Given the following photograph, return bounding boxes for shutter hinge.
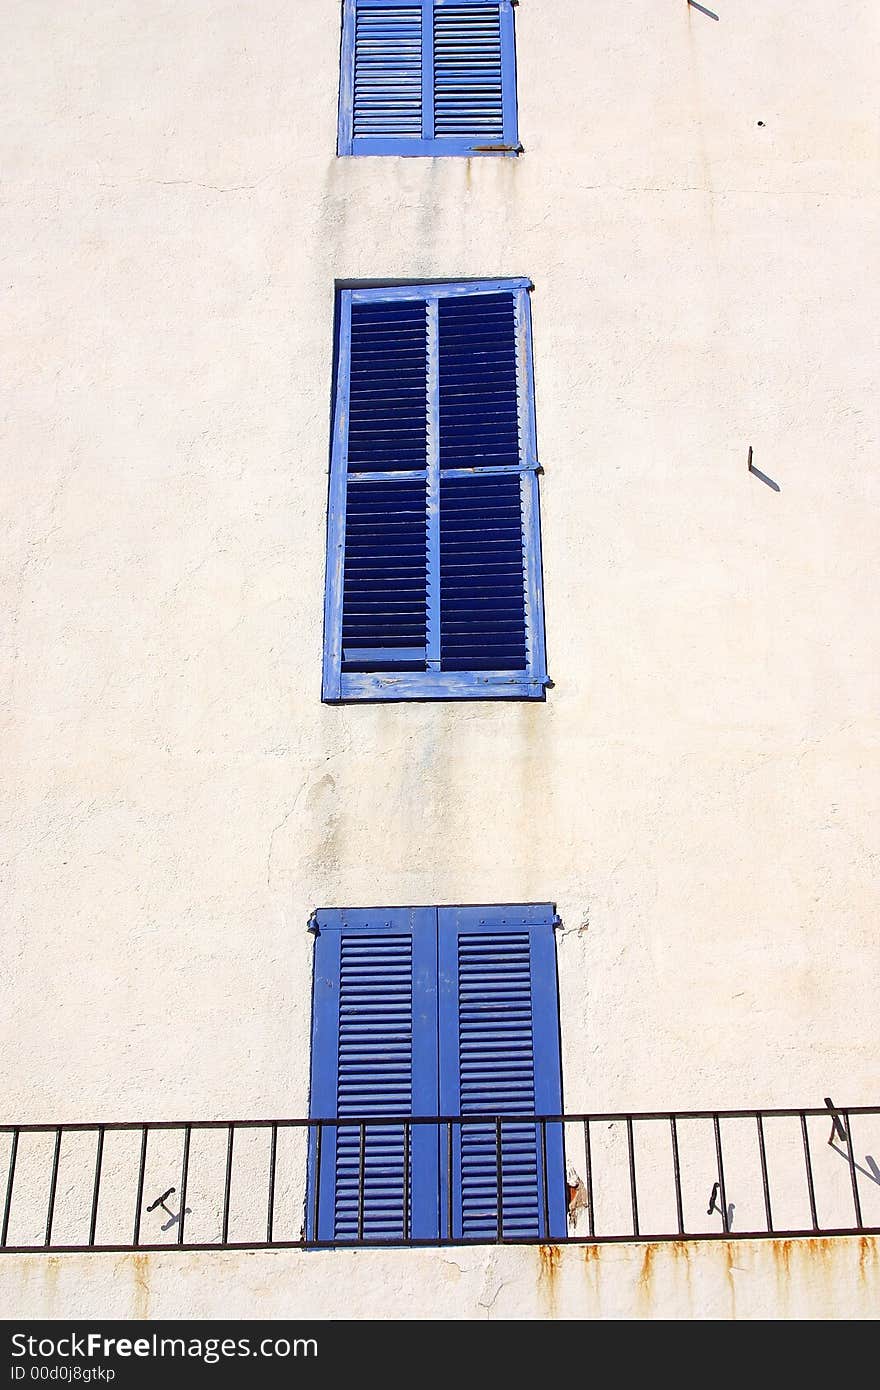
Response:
[471,143,523,154]
[307,911,320,936]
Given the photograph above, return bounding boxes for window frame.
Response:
[338,0,521,158]
[322,278,549,703]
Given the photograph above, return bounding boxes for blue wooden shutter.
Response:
[339,1,519,156]
[324,281,548,702]
[307,908,439,1241]
[438,904,566,1241]
[350,3,424,143]
[437,287,531,674]
[433,4,504,143]
[335,295,430,679]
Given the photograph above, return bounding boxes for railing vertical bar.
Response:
[713,1115,729,1234]
[756,1113,773,1232]
[670,1116,684,1235]
[357,1123,366,1243]
[312,1122,323,1244]
[583,1119,594,1237]
[446,1121,453,1240]
[133,1126,148,1246]
[266,1123,278,1245]
[540,1120,550,1238]
[221,1125,234,1245]
[626,1117,639,1237]
[799,1112,819,1231]
[44,1128,62,1248]
[177,1126,191,1245]
[1,1129,19,1248]
[496,1118,504,1242]
[402,1121,410,1243]
[88,1127,105,1247]
[842,1111,863,1230]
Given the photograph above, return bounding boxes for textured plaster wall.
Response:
[1,1238,878,1321]
[1,0,878,1315]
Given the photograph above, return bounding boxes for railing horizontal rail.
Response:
[3,1227,878,1256]
[0,1106,876,1253]
[3,1106,879,1133]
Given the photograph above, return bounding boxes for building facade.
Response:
[1,0,878,1318]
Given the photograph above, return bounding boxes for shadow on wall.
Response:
[748,447,781,491]
[829,1144,880,1187]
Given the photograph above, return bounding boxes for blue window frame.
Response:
[322,280,549,702]
[306,903,566,1243]
[338,0,520,157]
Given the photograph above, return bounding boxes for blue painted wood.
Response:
[339,1,519,157]
[323,279,550,703]
[343,646,426,664]
[338,300,429,678]
[425,298,441,668]
[433,2,504,143]
[515,286,549,685]
[321,291,353,701]
[350,278,531,303]
[337,2,357,155]
[498,0,519,148]
[348,465,537,482]
[438,905,566,1242]
[348,468,429,483]
[337,671,546,699]
[306,908,439,1241]
[420,1,435,147]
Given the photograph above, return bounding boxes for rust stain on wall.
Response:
[634,1242,661,1317]
[126,1253,151,1320]
[774,1238,793,1277]
[41,1255,59,1310]
[773,1236,839,1272]
[858,1236,878,1282]
[638,1242,657,1290]
[722,1242,738,1318]
[537,1244,561,1316]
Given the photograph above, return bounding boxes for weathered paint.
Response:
[1,0,878,1317]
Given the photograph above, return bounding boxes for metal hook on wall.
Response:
[824,1097,847,1147]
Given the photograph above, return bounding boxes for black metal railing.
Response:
[0,1105,877,1252]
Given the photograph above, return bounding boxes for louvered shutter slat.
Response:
[458,931,538,1238]
[433,6,504,139]
[352,7,423,138]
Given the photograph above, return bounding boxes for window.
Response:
[338,0,520,157]
[307,904,566,1242]
[322,280,549,702]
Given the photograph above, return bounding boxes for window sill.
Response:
[323,672,549,702]
[338,140,523,158]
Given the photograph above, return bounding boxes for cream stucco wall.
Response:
[1,0,878,1316]
[2,1238,878,1321]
